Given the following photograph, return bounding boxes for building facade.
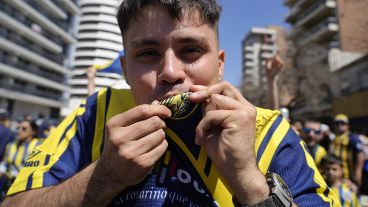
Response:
[241,26,287,107]
[285,0,368,62]
[64,0,128,116]
[0,0,79,119]
[284,0,368,120]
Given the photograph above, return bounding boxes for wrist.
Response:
[84,159,126,205]
[231,168,269,205]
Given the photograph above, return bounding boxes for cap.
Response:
[334,114,349,123]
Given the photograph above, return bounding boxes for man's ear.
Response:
[120,56,129,85]
[218,50,225,81]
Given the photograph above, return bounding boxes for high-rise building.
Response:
[64,0,128,116]
[285,0,368,67]
[0,0,79,119]
[284,0,368,120]
[241,26,287,107]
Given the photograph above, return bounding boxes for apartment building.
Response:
[285,0,368,66]
[241,26,287,107]
[0,0,79,119]
[285,0,368,121]
[64,0,128,116]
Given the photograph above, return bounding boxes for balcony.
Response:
[4,0,76,44]
[285,0,315,23]
[0,37,71,75]
[294,0,337,28]
[0,86,64,108]
[0,63,68,92]
[58,0,80,15]
[34,0,67,19]
[0,11,62,53]
[299,17,338,46]
[284,0,299,7]
[79,14,117,25]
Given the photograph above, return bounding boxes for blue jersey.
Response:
[8,88,339,206]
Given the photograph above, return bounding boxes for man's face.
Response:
[334,120,349,134]
[301,121,322,145]
[17,121,34,141]
[121,5,224,104]
[323,163,342,185]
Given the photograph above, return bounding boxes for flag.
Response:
[93,50,124,75]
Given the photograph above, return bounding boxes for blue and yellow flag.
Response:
[93,50,124,75]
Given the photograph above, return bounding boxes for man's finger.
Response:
[190,81,244,103]
[195,110,231,145]
[137,139,168,167]
[111,116,166,144]
[108,104,171,128]
[204,94,245,113]
[129,129,166,155]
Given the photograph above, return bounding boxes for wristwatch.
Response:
[233,172,293,207]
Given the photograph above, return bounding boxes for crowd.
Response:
[295,114,367,207]
[266,57,368,207]
[0,110,57,199]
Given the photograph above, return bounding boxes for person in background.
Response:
[330,114,365,188]
[291,119,303,135]
[0,109,14,162]
[359,134,368,206]
[301,119,327,168]
[35,113,49,138]
[0,120,41,200]
[323,155,361,207]
[320,123,335,151]
[22,114,32,122]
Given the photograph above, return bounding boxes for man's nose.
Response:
[158,50,186,84]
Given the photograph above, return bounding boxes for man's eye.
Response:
[180,47,203,62]
[137,50,160,57]
[181,47,203,54]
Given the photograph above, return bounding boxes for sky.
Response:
[218,0,289,87]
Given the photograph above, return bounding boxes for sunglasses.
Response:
[19,126,30,132]
[302,127,321,135]
[334,121,347,126]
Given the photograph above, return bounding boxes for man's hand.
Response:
[265,55,284,80]
[97,104,171,190]
[189,82,269,205]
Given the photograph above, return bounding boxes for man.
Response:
[3,1,338,206]
[300,120,327,168]
[330,114,365,188]
[0,109,14,162]
[0,120,41,200]
[323,155,361,207]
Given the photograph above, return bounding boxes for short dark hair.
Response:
[323,154,342,167]
[116,0,222,36]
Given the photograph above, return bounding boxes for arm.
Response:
[3,103,171,206]
[87,66,96,96]
[2,160,123,207]
[265,55,284,110]
[190,82,298,206]
[354,151,365,186]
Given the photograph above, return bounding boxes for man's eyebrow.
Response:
[177,36,208,45]
[131,38,161,48]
